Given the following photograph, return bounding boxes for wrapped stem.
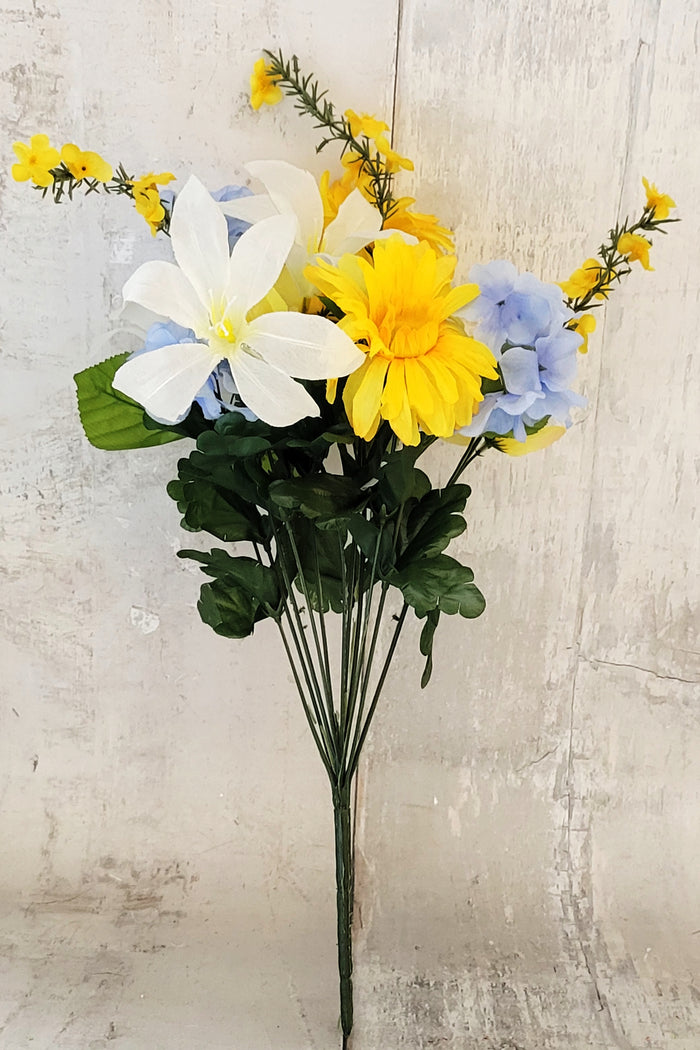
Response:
[333,783,354,1046]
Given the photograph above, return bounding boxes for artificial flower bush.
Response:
[13,49,676,1047]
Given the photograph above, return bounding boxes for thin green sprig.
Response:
[35,161,172,235]
[262,48,398,220]
[565,205,678,314]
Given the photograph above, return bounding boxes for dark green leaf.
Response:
[197,579,259,638]
[74,354,184,450]
[376,448,431,509]
[400,485,470,563]
[419,608,441,688]
[269,475,365,522]
[389,555,486,619]
[179,549,280,609]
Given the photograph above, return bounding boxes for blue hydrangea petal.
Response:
[210,185,253,250]
[500,346,542,395]
[500,292,551,345]
[457,393,501,437]
[468,259,518,302]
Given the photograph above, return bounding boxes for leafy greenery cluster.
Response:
[74,358,486,779]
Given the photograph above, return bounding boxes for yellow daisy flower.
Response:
[11,133,60,187]
[60,143,113,182]
[306,236,497,445]
[383,196,454,255]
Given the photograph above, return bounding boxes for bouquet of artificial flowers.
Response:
[13,49,676,1047]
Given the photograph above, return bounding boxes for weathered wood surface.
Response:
[0,1,697,1048]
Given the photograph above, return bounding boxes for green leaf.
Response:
[74,354,185,450]
[197,579,260,639]
[400,485,470,564]
[175,478,263,543]
[376,448,431,509]
[419,608,440,688]
[389,555,485,619]
[179,550,280,609]
[269,475,365,522]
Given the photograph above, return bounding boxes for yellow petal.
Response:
[497,426,566,456]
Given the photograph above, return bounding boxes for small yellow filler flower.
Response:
[306,236,497,446]
[130,171,175,236]
[60,143,113,182]
[569,313,596,354]
[642,177,675,220]
[250,57,283,111]
[344,109,389,140]
[374,134,414,173]
[617,231,653,271]
[559,258,611,300]
[11,133,60,187]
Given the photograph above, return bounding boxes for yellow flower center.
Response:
[376,303,440,359]
[207,299,238,347]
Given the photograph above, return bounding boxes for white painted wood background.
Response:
[1,1,698,1048]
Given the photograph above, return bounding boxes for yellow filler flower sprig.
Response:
[11,134,175,237]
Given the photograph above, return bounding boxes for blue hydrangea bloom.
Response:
[458,261,585,442]
[210,185,253,250]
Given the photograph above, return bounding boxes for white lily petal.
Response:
[113,342,222,425]
[247,312,365,379]
[226,213,297,315]
[372,228,419,246]
[321,189,383,256]
[219,193,278,224]
[230,351,320,427]
[170,175,231,308]
[122,260,209,334]
[246,160,324,253]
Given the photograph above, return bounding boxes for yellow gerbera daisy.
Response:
[383,196,454,255]
[306,236,498,446]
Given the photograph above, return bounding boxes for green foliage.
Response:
[269,475,365,524]
[179,548,281,638]
[389,555,485,619]
[74,354,186,450]
[419,609,440,689]
[398,485,470,564]
[166,409,486,671]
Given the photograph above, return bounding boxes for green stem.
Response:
[445,437,484,487]
[284,518,339,746]
[347,603,408,778]
[333,782,354,1045]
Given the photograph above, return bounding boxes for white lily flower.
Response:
[112,175,365,427]
[219,160,414,306]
